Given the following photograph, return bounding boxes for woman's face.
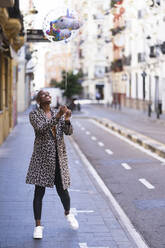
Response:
[37,90,52,105]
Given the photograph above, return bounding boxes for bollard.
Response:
[148,103,152,117]
[156,107,160,119]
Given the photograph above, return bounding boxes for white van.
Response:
[41,87,63,108]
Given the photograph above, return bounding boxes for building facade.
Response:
[0,0,24,145]
[71,0,113,103]
[117,0,165,114]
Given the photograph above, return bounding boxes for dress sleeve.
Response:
[62,119,73,135]
[29,110,60,134]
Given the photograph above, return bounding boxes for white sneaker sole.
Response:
[33,234,43,239]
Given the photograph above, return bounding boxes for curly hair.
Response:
[35,90,44,103]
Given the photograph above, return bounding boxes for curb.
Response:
[92,117,165,159]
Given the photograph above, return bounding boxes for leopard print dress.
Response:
[26,107,73,189]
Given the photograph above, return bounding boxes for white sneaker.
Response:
[33,226,44,239]
[65,213,79,230]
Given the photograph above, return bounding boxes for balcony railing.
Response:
[123,55,132,66]
[149,46,159,58]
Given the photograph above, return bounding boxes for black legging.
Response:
[33,154,70,220]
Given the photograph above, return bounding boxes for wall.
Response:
[0,52,13,145]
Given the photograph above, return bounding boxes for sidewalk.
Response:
[0,110,141,248]
[76,104,165,159]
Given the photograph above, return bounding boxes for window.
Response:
[4,58,8,108]
[138,10,142,19]
[0,54,2,111]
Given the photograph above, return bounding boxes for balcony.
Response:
[110,26,125,36]
[111,0,123,8]
[110,59,123,72]
[0,5,24,52]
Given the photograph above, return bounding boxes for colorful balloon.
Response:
[51,16,82,31]
[46,28,71,41]
[43,8,82,43]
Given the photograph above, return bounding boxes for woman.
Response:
[26,90,79,239]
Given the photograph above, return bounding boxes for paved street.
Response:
[81,104,165,145]
[72,105,165,248]
[0,109,139,248]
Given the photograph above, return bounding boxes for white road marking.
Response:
[105,149,113,155]
[121,163,132,170]
[69,189,94,194]
[91,136,97,141]
[139,178,155,189]
[71,208,94,216]
[75,160,79,164]
[79,244,88,248]
[79,244,109,248]
[98,142,104,147]
[81,127,85,131]
[70,137,149,248]
[69,189,81,192]
[86,131,91,135]
[90,119,165,164]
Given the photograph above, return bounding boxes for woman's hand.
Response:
[65,109,72,121]
[56,105,68,119]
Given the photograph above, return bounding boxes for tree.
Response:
[53,70,83,101]
[50,78,59,88]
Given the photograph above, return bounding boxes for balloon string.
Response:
[65,42,68,90]
[65,70,67,90]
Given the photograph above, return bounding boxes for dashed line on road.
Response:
[90,119,165,164]
[71,208,94,216]
[69,189,94,194]
[79,243,109,248]
[98,142,104,147]
[105,149,113,155]
[121,163,132,170]
[81,127,85,131]
[91,136,97,141]
[139,178,155,189]
[86,131,91,135]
